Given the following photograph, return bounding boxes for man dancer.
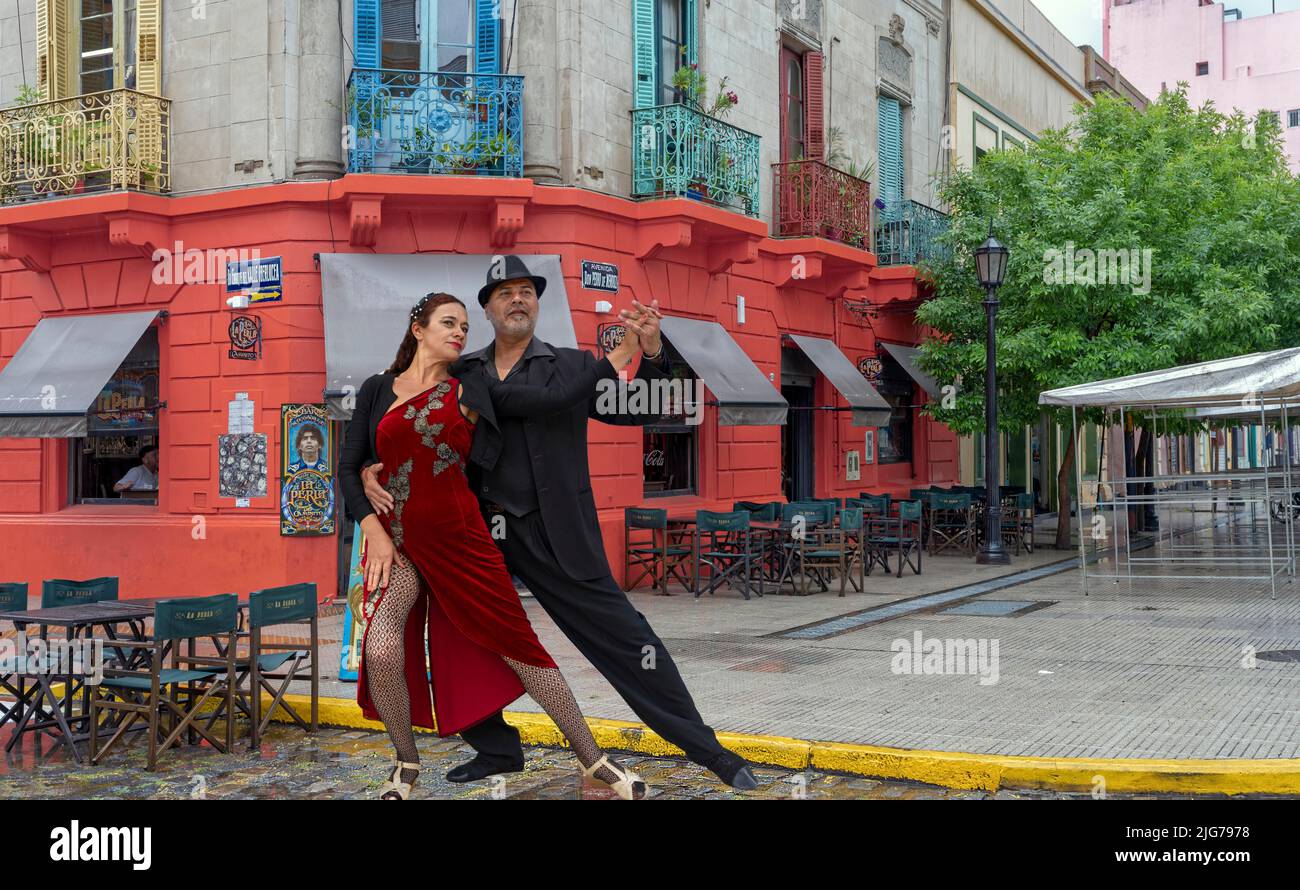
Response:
[362,255,757,789]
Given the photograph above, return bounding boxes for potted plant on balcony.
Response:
[669,65,740,204]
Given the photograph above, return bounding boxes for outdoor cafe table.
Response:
[0,598,252,763]
[665,516,809,593]
[0,600,155,762]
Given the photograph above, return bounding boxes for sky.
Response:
[1031,0,1300,48]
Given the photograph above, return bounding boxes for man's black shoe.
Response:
[698,751,759,790]
[445,754,525,783]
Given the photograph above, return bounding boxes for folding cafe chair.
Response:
[0,582,30,732]
[89,593,239,771]
[872,500,924,577]
[927,492,976,556]
[201,583,320,750]
[624,508,694,594]
[693,510,761,600]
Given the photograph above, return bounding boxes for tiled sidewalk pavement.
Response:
[0,722,1118,799]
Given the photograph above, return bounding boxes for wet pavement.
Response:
[0,722,1106,800]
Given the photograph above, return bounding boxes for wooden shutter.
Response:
[135,0,162,93]
[475,0,500,73]
[877,95,904,206]
[684,0,698,66]
[803,51,824,161]
[36,0,73,99]
[354,0,381,69]
[632,0,656,109]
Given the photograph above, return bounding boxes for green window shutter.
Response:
[684,0,698,66]
[633,0,656,109]
[877,95,904,208]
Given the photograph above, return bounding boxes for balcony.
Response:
[631,103,761,217]
[772,159,871,247]
[347,68,523,177]
[873,198,951,267]
[0,89,170,204]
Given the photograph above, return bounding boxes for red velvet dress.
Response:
[356,378,557,736]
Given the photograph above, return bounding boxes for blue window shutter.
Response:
[633,0,656,109]
[475,0,500,74]
[877,96,904,208]
[355,0,380,69]
[684,0,698,66]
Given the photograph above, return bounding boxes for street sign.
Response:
[581,260,619,293]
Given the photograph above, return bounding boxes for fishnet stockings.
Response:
[366,557,640,794]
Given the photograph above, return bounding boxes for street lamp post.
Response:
[975,225,1010,566]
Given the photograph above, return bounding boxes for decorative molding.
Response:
[775,253,824,288]
[106,213,171,258]
[0,227,51,273]
[825,268,872,299]
[491,197,527,247]
[348,194,384,247]
[635,220,694,260]
[706,236,760,274]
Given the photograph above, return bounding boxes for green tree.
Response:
[915,86,1300,548]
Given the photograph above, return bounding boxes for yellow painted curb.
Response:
[250,693,1300,796]
[30,686,1299,795]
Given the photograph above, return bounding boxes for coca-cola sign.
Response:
[644,449,666,467]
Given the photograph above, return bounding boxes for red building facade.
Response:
[0,175,955,598]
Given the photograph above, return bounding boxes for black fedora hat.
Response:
[477,255,548,306]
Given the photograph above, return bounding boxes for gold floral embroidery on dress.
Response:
[408,400,445,450]
[367,458,414,618]
[432,441,465,477]
[429,380,452,411]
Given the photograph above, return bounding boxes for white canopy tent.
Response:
[1039,347,1300,597]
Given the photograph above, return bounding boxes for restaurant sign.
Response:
[228,314,262,360]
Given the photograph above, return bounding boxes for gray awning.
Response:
[659,316,787,426]
[788,334,892,427]
[880,342,941,399]
[320,253,578,419]
[0,310,159,437]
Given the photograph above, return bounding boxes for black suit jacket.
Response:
[338,359,619,526]
[453,338,671,580]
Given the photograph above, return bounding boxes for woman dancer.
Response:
[339,292,649,800]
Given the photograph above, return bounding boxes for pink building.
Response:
[1104,0,1300,172]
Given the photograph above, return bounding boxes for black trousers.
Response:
[460,508,727,764]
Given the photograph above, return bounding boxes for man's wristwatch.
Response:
[642,341,665,361]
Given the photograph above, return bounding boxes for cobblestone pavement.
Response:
[0,723,1135,800]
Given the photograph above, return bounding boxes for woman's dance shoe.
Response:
[378,760,421,800]
[582,754,648,800]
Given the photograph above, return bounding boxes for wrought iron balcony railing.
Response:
[0,89,170,204]
[772,159,871,247]
[347,68,523,177]
[631,103,761,217]
[873,198,951,267]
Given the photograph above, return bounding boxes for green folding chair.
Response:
[205,583,319,750]
[41,577,118,608]
[90,593,239,771]
[0,583,30,732]
[625,508,694,594]
[694,510,760,600]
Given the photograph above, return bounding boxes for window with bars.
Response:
[1289,109,1300,129]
